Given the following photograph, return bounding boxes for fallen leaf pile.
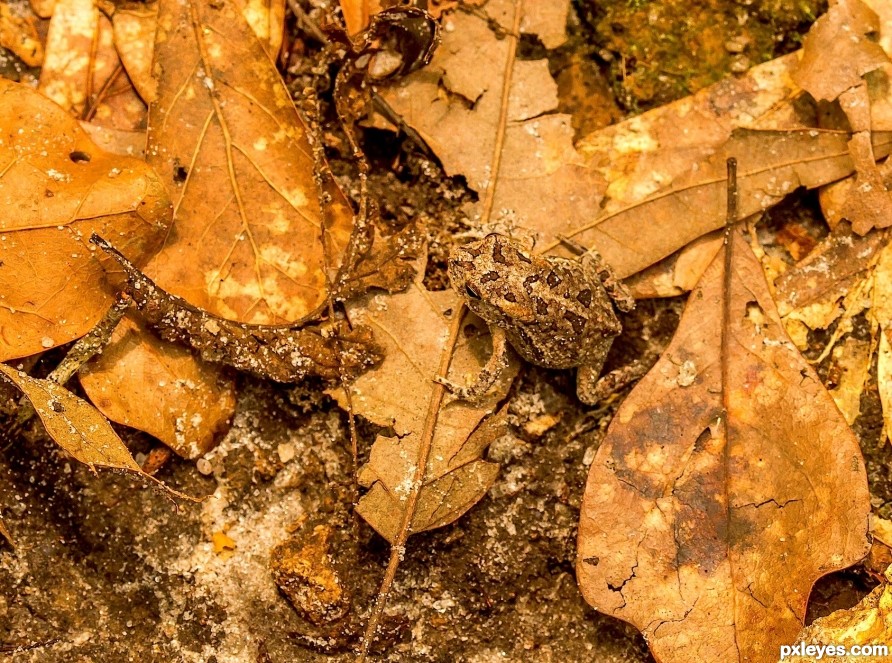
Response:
[1,0,892,660]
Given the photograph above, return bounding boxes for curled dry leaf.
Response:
[0,364,193,502]
[0,0,44,66]
[39,0,147,131]
[0,79,169,361]
[778,565,892,663]
[78,315,236,459]
[576,228,871,663]
[91,234,383,383]
[331,270,518,543]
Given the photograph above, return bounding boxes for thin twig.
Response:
[356,306,466,662]
[479,0,523,226]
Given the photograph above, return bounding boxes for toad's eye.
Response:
[465,284,481,300]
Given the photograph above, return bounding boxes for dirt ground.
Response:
[2,0,887,661]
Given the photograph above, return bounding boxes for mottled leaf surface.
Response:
[577,229,871,663]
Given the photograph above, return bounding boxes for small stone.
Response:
[196,457,213,475]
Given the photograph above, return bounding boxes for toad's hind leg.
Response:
[576,336,649,405]
[435,326,511,400]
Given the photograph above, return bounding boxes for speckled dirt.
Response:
[2,0,888,662]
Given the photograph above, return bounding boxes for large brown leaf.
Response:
[0,79,169,361]
[144,0,353,323]
[576,228,871,663]
[80,0,350,451]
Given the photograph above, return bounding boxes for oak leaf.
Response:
[577,228,871,663]
[0,79,169,361]
[332,271,517,542]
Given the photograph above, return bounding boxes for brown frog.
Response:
[440,234,639,405]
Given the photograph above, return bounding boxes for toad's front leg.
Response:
[435,325,510,400]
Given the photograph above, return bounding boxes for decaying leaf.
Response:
[0,0,44,67]
[779,565,892,662]
[78,316,236,459]
[39,0,147,131]
[373,0,603,249]
[577,228,870,663]
[792,0,888,103]
[332,270,517,542]
[0,79,169,361]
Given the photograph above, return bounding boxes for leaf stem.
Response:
[479,0,524,226]
[356,305,467,661]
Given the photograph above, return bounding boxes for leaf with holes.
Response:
[0,79,169,362]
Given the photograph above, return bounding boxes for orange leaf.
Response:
[0,79,169,361]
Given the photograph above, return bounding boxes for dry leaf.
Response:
[108,1,159,103]
[39,0,147,131]
[145,0,353,324]
[373,0,604,240]
[108,0,285,106]
[792,0,888,103]
[332,271,517,543]
[778,565,892,662]
[0,1,44,66]
[78,316,236,459]
[78,0,356,450]
[29,0,56,18]
[562,129,892,280]
[828,336,872,425]
[577,228,871,663]
[0,79,169,361]
[0,365,198,504]
[0,363,142,472]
